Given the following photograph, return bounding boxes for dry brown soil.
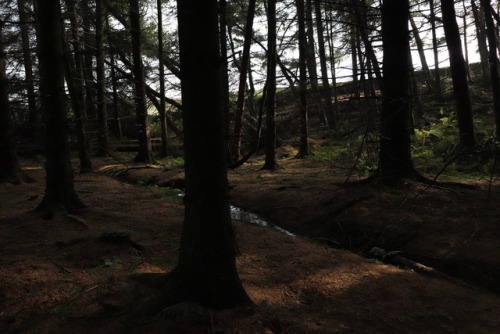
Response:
[1,157,500,333]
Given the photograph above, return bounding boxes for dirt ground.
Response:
[1,157,500,333]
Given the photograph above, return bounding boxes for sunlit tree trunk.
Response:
[441,0,476,147]
[129,0,152,162]
[262,0,278,170]
[35,0,85,216]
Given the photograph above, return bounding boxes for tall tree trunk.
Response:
[410,16,434,91]
[296,0,309,158]
[305,0,319,92]
[326,11,338,107]
[35,0,85,216]
[429,0,442,97]
[147,0,252,310]
[481,0,500,137]
[157,0,168,157]
[354,0,383,91]
[441,0,476,147]
[66,0,92,157]
[378,0,419,183]
[231,0,256,162]
[62,3,92,173]
[129,0,152,162]
[95,0,109,156]
[314,0,335,128]
[471,0,491,83]
[461,0,472,83]
[0,22,29,184]
[218,0,231,162]
[350,28,360,99]
[16,0,39,126]
[262,0,278,170]
[81,2,97,121]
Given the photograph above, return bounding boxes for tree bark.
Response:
[95,0,109,156]
[157,0,168,157]
[429,0,442,98]
[314,0,335,129]
[481,0,500,137]
[81,2,98,121]
[35,0,85,216]
[262,0,278,170]
[305,0,318,92]
[0,22,29,184]
[129,0,152,162]
[441,0,476,147]
[296,0,309,158]
[231,0,256,162]
[62,1,92,173]
[148,0,252,310]
[471,0,491,83]
[16,0,39,126]
[378,0,419,183]
[410,16,434,91]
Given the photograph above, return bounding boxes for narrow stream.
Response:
[230,205,296,237]
[174,188,295,236]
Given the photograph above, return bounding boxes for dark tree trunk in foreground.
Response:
[296,0,309,158]
[481,0,500,137]
[378,0,419,183]
[0,22,29,184]
[129,0,152,162]
[441,0,476,147]
[147,0,252,310]
[35,0,84,216]
[262,0,278,170]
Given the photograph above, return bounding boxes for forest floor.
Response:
[1,155,500,333]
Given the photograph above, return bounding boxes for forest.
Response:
[1,0,500,332]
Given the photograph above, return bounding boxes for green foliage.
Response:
[307,136,378,174]
[156,156,185,169]
[148,185,184,204]
[412,109,459,173]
